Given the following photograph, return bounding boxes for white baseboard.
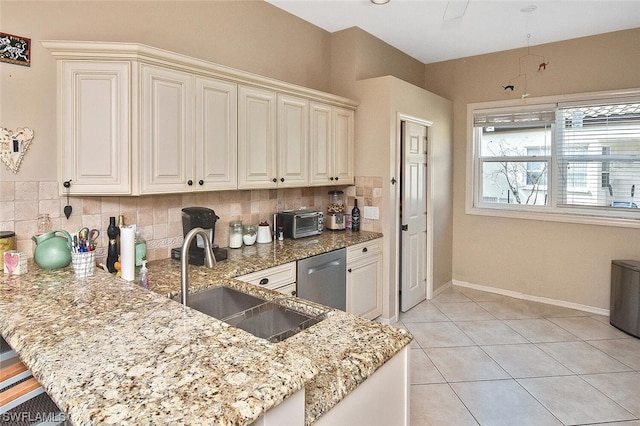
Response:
[431,281,452,298]
[452,279,610,317]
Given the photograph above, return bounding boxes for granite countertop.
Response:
[0,231,413,425]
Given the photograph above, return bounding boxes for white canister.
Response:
[229,221,243,248]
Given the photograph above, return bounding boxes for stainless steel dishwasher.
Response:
[297,248,346,310]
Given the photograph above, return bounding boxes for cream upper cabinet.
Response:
[140,67,237,194]
[277,94,309,187]
[195,77,238,190]
[237,87,309,189]
[59,60,131,195]
[140,65,194,193]
[346,239,383,320]
[309,102,354,186]
[46,41,356,195]
[237,85,277,189]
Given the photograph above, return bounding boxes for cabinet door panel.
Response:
[333,107,355,184]
[277,95,308,187]
[60,61,130,194]
[141,65,193,193]
[309,102,332,186]
[347,256,383,320]
[196,77,237,190]
[238,86,277,189]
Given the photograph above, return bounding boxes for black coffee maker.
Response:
[171,207,227,265]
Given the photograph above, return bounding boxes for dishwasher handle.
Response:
[306,260,342,275]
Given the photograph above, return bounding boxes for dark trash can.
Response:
[610,260,640,338]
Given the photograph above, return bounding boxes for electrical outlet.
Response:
[363,206,379,220]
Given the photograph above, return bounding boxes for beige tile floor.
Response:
[398,286,640,426]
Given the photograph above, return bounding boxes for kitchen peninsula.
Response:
[0,231,412,425]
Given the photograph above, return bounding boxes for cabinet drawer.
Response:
[236,262,296,291]
[347,239,382,263]
[274,283,297,297]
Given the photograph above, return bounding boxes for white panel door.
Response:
[141,65,193,193]
[332,107,354,185]
[237,85,277,189]
[195,77,237,190]
[60,61,130,195]
[401,121,428,312]
[277,94,308,187]
[309,101,333,186]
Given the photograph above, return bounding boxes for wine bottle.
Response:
[351,199,360,232]
[106,216,119,273]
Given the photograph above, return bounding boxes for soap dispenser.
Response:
[139,260,149,289]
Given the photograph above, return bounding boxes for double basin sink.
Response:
[176,286,326,343]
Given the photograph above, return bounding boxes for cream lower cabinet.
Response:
[58,60,131,195]
[309,102,354,186]
[346,239,383,320]
[236,262,297,296]
[238,86,308,189]
[141,64,237,194]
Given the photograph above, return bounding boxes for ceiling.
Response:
[265,0,640,64]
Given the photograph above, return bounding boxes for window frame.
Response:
[466,87,640,228]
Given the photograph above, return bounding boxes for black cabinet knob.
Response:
[291,290,297,296]
[187,180,193,186]
[272,178,277,183]
[280,177,285,182]
[329,177,334,181]
[259,278,269,285]
[335,177,339,181]
[348,268,352,273]
[198,180,204,186]
[362,247,368,253]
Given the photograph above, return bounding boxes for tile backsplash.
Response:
[1,178,382,263]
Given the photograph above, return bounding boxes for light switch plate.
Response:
[363,206,379,219]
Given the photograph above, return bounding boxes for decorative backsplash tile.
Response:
[0,178,383,262]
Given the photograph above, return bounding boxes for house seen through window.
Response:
[470,91,640,224]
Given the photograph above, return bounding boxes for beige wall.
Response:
[355,76,453,319]
[424,28,640,310]
[0,1,436,278]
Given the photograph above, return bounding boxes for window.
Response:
[468,89,640,226]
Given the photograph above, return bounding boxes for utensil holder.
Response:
[72,252,95,278]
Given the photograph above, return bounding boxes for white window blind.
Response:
[474,107,555,206]
[556,101,640,211]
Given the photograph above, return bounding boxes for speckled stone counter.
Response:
[0,231,413,425]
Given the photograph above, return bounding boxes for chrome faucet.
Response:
[180,227,216,306]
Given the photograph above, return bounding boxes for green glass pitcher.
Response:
[32,230,72,269]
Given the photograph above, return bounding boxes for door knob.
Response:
[401,224,408,231]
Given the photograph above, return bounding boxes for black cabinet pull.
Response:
[291,290,297,296]
[362,247,368,253]
[198,180,204,186]
[335,177,339,181]
[187,180,193,186]
[329,177,334,181]
[348,268,352,273]
[280,177,285,182]
[259,278,269,285]
[272,178,277,183]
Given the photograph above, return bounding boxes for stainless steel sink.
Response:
[224,302,325,343]
[174,286,326,342]
[183,286,266,319]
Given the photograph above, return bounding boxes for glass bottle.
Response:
[229,221,243,248]
[351,199,361,232]
[107,216,119,273]
[37,214,52,235]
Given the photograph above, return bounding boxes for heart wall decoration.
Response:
[0,127,34,173]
